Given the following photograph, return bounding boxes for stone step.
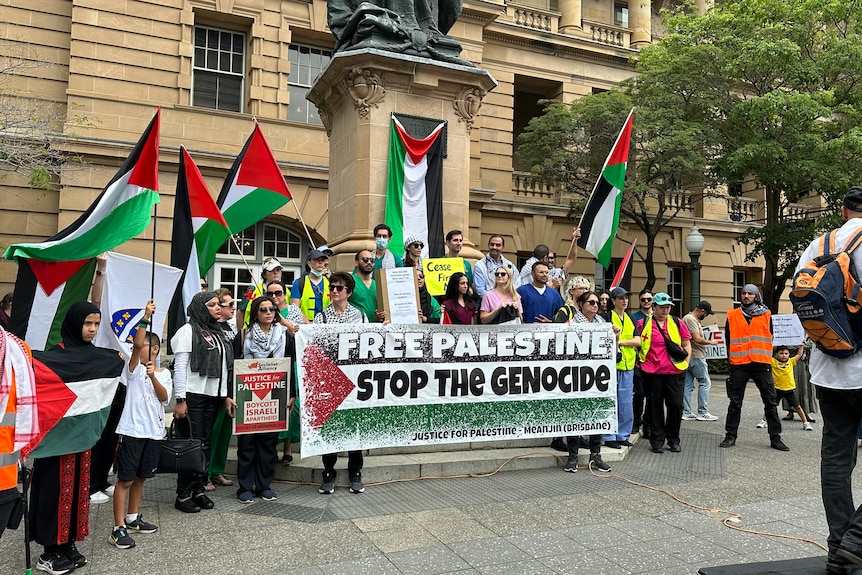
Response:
[222,436,640,484]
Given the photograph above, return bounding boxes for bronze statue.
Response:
[327,0,472,66]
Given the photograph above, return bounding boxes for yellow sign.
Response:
[423,258,467,296]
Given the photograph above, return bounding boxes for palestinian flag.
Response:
[8,259,96,352]
[610,238,637,292]
[216,123,291,234]
[385,114,445,260]
[577,109,633,268]
[169,147,230,343]
[4,110,161,350]
[26,347,123,459]
[3,110,160,262]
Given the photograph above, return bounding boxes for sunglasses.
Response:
[418,275,425,279]
[330,285,347,293]
[266,290,284,297]
[200,283,208,288]
[411,243,424,249]
[219,301,236,308]
[494,271,508,277]
[641,298,653,302]
[258,307,276,313]
[361,257,374,263]
[584,300,599,305]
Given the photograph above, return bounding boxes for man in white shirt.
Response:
[796,186,862,574]
[473,234,519,297]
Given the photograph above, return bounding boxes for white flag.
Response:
[95,252,183,356]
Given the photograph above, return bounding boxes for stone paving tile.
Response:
[505,531,585,559]
[475,559,559,575]
[447,537,531,567]
[407,508,497,543]
[319,555,403,575]
[539,550,633,574]
[387,545,472,575]
[596,541,689,573]
[652,534,745,565]
[560,523,632,549]
[365,524,440,553]
[610,517,689,542]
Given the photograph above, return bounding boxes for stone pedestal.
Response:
[307,49,496,269]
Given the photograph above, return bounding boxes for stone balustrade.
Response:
[512,171,558,200]
[582,20,631,48]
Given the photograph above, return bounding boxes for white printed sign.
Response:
[772,314,805,346]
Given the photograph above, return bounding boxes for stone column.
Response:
[558,0,582,34]
[629,0,652,48]
[307,50,497,270]
[694,0,712,15]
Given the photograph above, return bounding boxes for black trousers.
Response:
[236,432,278,494]
[321,451,364,477]
[89,385,126,494]
[176,393,222,498]
[642,371,684,448]
[818,386,862,556]
[724,363,781,441]
[566,434,601,456]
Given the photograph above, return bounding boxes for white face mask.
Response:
[375,237,389,250]
[310,268,324,277]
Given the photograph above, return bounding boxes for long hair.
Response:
[493,266,519,302]
[444,272,469,301]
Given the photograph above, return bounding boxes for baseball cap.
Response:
[844,186,862,211]
[653,292,674,306]
[262,258,283,271]
[696,300,713,315]
[609,287,630,298]
[317,245,334,257]
[306,249,328,260]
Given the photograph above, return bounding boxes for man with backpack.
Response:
[719,285,787,451]
[796,186,862,574]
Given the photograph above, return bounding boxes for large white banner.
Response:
[295,323,617,458]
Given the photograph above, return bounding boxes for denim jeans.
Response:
[817,386,862,555]
[683,357,711,415]
[604,369,634,441]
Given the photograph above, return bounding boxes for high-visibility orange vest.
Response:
[727,308,772,365]
[0,374,19,491]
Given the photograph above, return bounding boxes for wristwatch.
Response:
[175,398,186,404]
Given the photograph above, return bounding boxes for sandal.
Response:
[204,480,216,492]
[782,413,795,421]
[211,474,233,487]
[281,454,293,466]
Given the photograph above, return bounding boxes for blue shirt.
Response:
[517,283,564,324]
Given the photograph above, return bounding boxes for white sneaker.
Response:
[681,413,697,421]
[803,422,813,431]
[103,484,115,497]
[90,490,109,504]
[755,419,767,429]
[696,413,719,421]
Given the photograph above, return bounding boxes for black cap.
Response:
[609,287,629,298]
[696,300,713,315]
[844,186,862,211]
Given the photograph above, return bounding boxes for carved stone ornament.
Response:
[453,86,485,132]
[343,68,386,118]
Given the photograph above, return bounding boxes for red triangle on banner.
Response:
[28,258,93,296]
[302,342,356,430]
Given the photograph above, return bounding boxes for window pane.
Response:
[219,75,243,112]
[207,29,218,49]
[287,85,309,122]
[195,27,206,46]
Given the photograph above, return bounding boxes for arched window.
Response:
[210,221,306,298]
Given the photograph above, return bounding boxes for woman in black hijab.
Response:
[29,301,124,573]
[170,291,235,513]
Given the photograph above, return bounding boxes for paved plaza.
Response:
[0,383,853,575]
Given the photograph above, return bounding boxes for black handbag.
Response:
[489,303,520,324]
[654,318,689,362]
[156,416,207,475]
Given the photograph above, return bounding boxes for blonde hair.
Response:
[563,275,591,305]
[493,266,519,303]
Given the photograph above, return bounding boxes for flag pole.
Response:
[230,235,259,283]
[149,202,157,346]
[290,200,317,247]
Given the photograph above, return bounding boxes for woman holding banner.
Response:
[442,272,479,324]
[553,290,613,473]
[236,296,286,503]
[313,272,368,495]
[479,266,523,325]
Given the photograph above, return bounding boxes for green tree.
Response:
[520,0,862,309]
[517,88,714,291]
